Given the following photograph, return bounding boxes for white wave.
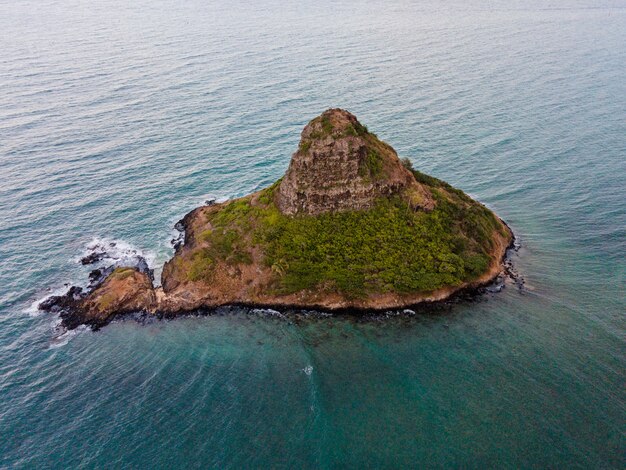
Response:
[29,236,156,320]
[78,236,157,269]
[25,285,72,317]
[48,323,90,349]
[251,308,284,317]
[302,365,313,376]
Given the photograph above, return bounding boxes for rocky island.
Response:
[42,109,514,329]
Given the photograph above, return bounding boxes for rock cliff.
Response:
[276,109,433,215]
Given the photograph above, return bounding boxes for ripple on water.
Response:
[0,1,624,468]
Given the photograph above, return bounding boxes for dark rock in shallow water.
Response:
[80,252,105,265]
[172,216,193,252]
[88,268,103,284]
[171,238,183,252]
[42,245,156,329]
[86,254,153,288]
[38,286,84,314]
[134,257,154,281]
[88,265,115,288]
[171,232,184,252]
[59,307,87,331]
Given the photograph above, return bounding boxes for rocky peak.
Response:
[276,108,433,215]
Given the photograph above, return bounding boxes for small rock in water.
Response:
[171,232,185,252]
[68,286,83,299]
[80,252,105,265]
[88,265,114,288]
[135,257,150,274]
[88,268,102,282]
[39,286,84,312]
[174,220,185,232]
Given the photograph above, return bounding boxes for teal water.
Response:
[1,0,625,467]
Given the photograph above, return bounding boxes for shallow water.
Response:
[1,0,625,467]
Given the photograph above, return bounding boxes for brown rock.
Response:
[80,267,156,323]
[276,108,433,215]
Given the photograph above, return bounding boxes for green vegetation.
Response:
[343,121,368,137]
[185,177,503,297]
[188,249,215,281]
[359,148,384,179]
[321,115,333,134]
[258,178,282,205]
[343,124,359,137]
[254,195,497,296]
[401,157,414,171]
[411,170,478,205]
[110,267,135,281]
[96,292,117,310]
[190,199,254,280]
[355,122,368,135]
[310,115,369,139]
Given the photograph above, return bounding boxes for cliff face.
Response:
[39,267,156,330]
[80,268,156,322]
[276,109,433,215]
[41,109,514,329]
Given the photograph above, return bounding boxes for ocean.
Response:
[0,0,624,467]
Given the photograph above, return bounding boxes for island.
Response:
[41,109,514,329]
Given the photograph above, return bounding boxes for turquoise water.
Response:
[1,0,625,467]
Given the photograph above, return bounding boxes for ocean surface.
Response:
[1,0,625,467]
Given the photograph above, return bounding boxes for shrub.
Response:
[188,249,214,281]
[401,157,414,171]
[354,122,368,136]
[321,116,333,134]
[111,267,135,281]
[359,148,384,179]
[196,176,500,297]
[343,124,359,137]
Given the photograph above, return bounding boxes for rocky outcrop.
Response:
[42,109,515,330]
[276,109,433,215]
[40,267,155,329]
[79,268,156,322]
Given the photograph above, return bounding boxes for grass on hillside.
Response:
[187,173,504,298]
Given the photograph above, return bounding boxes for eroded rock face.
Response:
[80,268,156,322]
[40,267,156,329]
[276,108,433,215]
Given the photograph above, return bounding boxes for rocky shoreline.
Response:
[40,227,519,330]
[39,204,519,331]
